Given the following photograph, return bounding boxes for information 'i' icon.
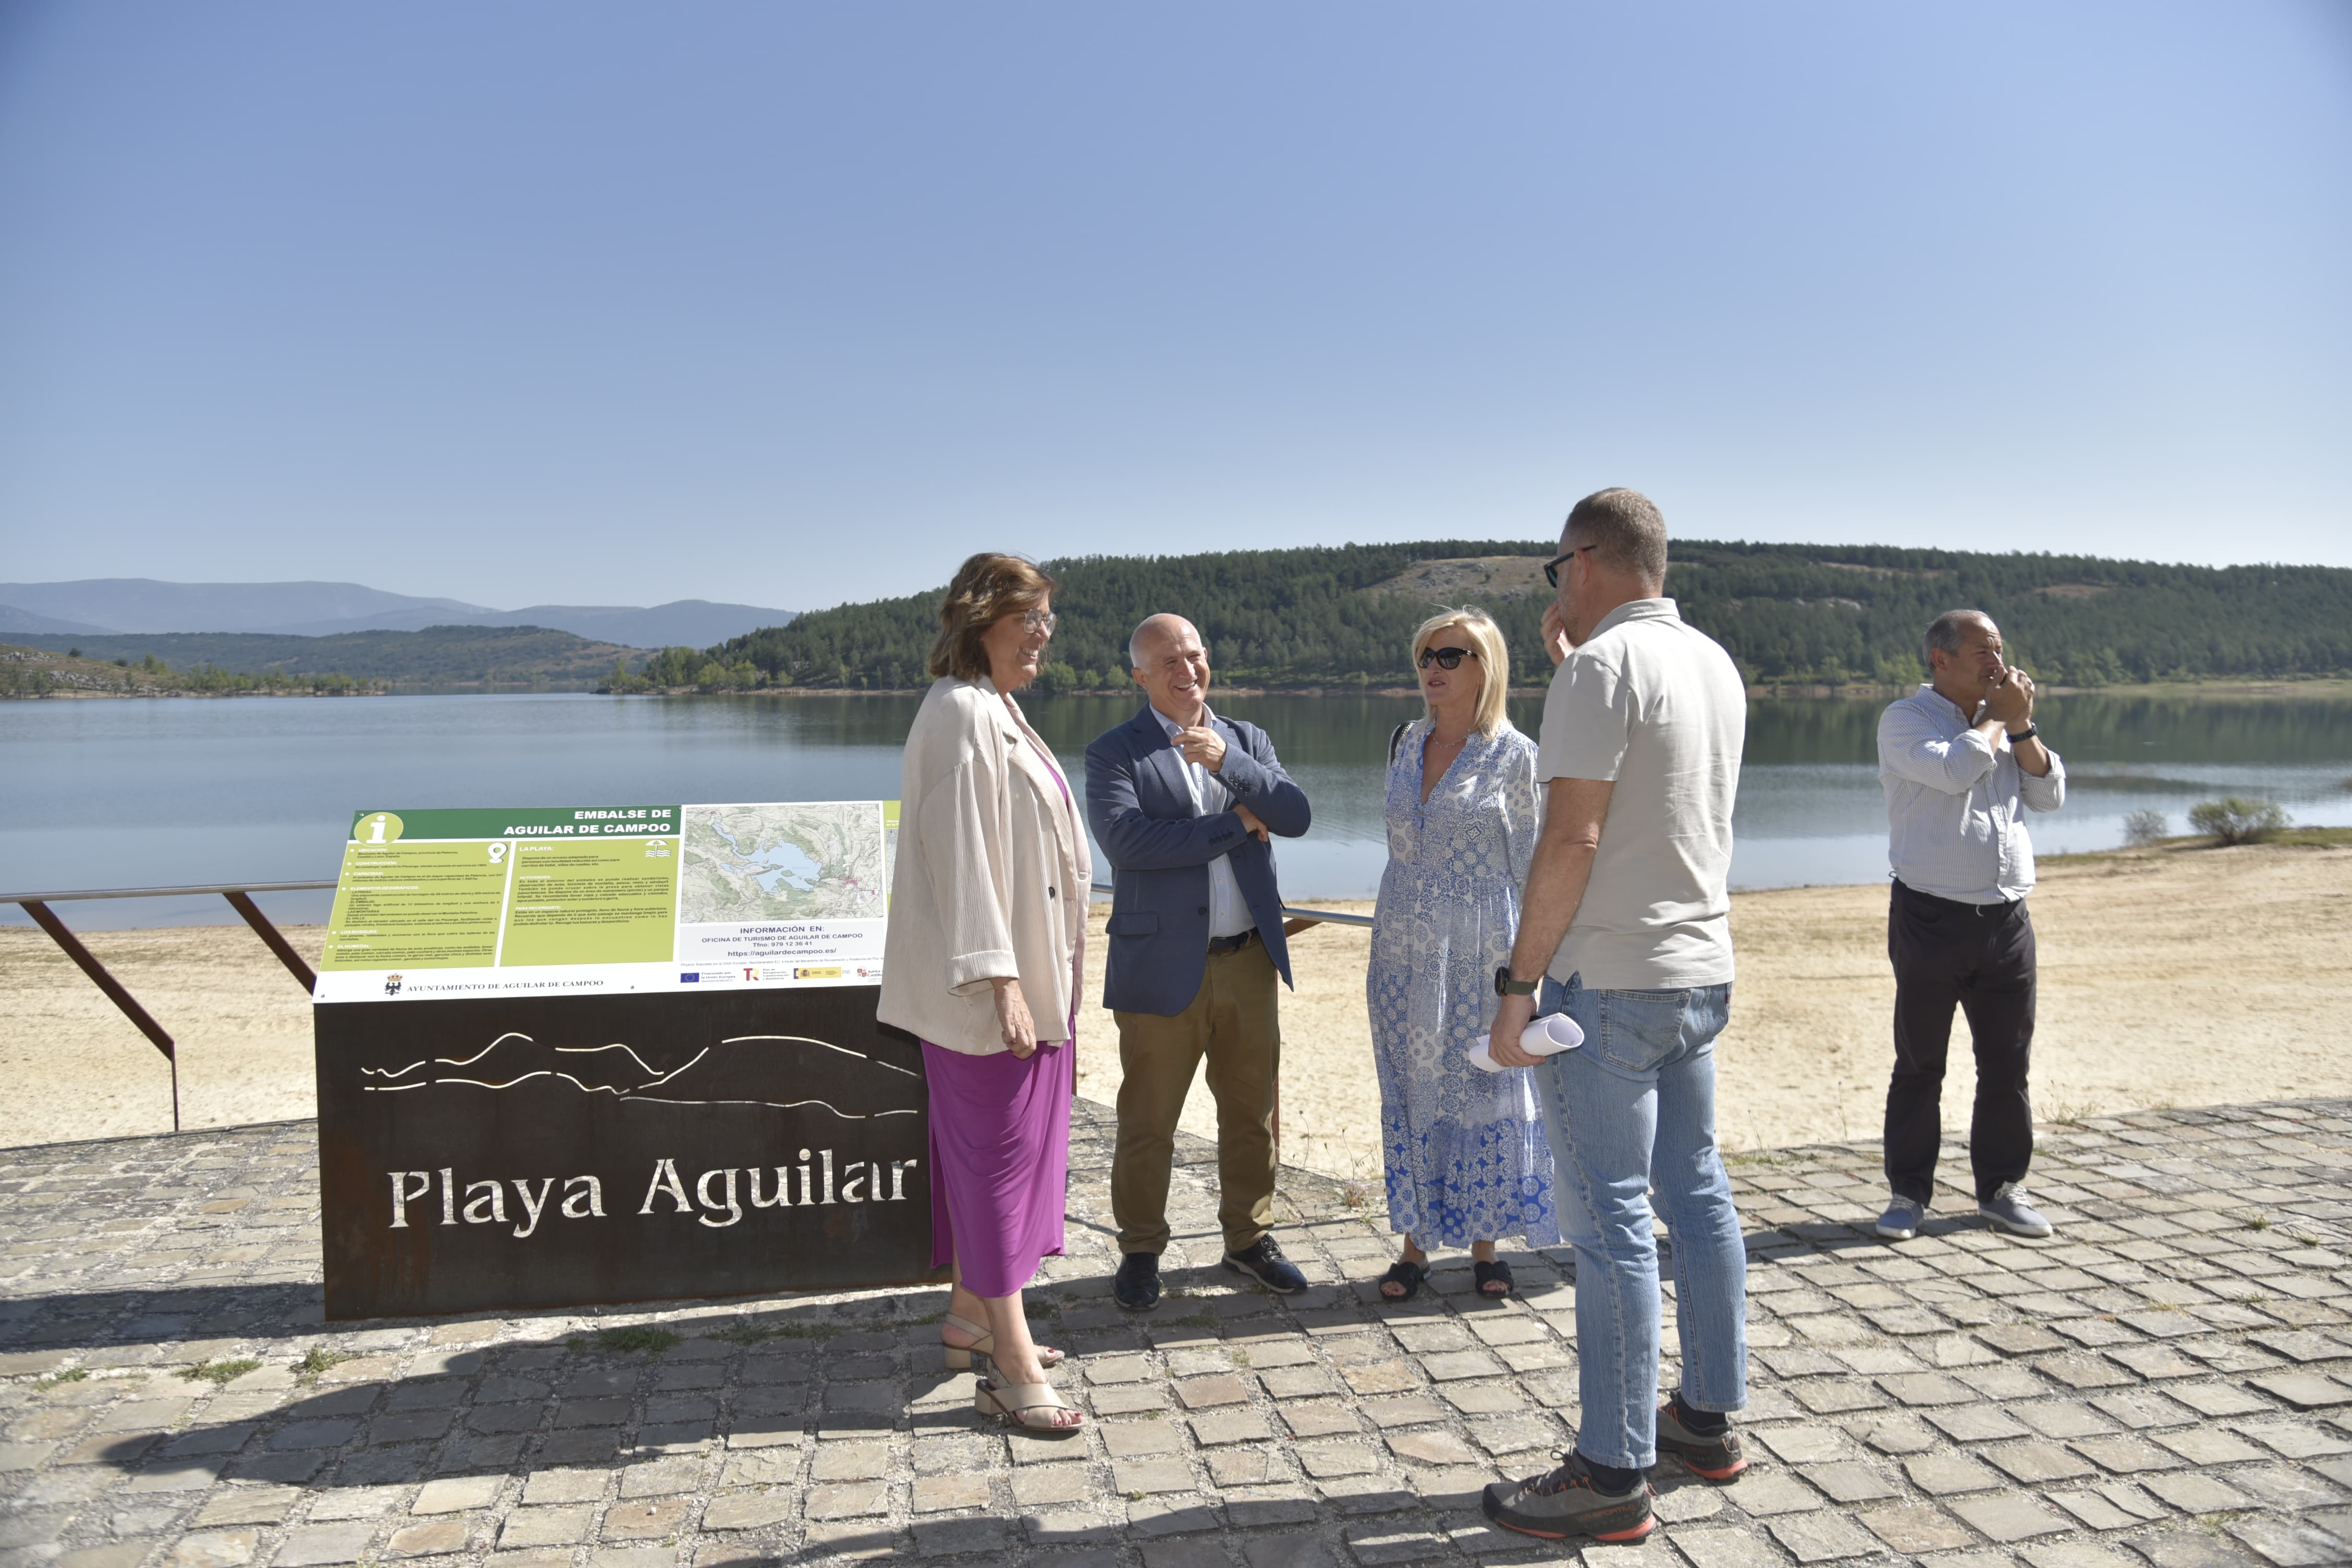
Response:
[360,812,405,845]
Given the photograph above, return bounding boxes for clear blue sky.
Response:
[3,3,2346,611]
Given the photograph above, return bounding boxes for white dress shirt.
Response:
[1879,684,2067,904]
[1153,705,1255,940]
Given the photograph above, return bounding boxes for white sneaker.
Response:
[1875,1194,1924,1241]
[1978,1182,2053,1238]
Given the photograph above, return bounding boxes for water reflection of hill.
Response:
[1724,693,2352,768]
[999,691,2352,770]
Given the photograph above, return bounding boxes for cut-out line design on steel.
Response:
[359,1031,923,1119]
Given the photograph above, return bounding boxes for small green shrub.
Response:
[181,1358,263,1386]
[2187,797,2289,845]
[35,1367,89,1388]
[2121,808,2169,847]
[594,1326,682,1355]
[294,1348,353,1383]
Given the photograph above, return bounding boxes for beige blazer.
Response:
[877,676,1091,1056]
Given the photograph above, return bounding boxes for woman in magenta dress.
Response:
[877,553,1091,1436]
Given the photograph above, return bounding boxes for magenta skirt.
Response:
[921,1038,1072,1298]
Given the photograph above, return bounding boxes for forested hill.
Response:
[710,542,2352,691]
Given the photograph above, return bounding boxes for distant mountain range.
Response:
[0,579,795,648]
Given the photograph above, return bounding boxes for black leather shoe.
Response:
[1222,1234,1308,1294]
[1113,1252,1162,1312]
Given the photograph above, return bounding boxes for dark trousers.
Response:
[1884,880,2036,1205]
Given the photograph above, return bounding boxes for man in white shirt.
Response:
[1875,610,2066,1244]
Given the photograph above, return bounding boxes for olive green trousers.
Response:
[1109,938,1282,1257]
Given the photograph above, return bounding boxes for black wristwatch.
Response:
[2007,724,2039,743]
[1494,967,1539,998]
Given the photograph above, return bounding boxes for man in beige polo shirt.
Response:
[1481,488,1751,1544]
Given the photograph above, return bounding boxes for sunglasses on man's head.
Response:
[1542,543,1598,590]
[1417,646,1479,670]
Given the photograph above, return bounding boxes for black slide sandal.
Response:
[1378,1259,1427,1302]
[1474,1259,1516,1297]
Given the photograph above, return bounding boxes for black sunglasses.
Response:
[1417,646,1479,670]
[1542,543,1598,589]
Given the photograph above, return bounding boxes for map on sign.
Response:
[680,803,887,924]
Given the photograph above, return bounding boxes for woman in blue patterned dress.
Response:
[1367,608,1558,1301]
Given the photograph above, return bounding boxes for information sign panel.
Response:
[314,802,899,1000]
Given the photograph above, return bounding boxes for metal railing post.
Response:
[6,879,336,1135]
[223,891,318,991]
[16,899,180,1131]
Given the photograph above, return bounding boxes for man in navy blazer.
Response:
[1087,614,1313,1310]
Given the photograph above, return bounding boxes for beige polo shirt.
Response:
[1536,598,1746,990]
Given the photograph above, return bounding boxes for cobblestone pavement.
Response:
[6,1098,2352,1568]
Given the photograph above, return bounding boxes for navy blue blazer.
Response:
[1085,704,1313,1017]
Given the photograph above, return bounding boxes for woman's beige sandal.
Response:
[974,1377,1083,1434]
[940,1312,1064,1373]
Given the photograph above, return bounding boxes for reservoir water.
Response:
[6,690,2350,929]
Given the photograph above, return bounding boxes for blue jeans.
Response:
[1534,974,1747,1470]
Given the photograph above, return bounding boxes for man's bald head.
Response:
[1129,614,1197,672]
[1129,614,1212,725]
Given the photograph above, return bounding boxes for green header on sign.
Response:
[349,806,682,842]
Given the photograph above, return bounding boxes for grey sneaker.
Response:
[1978,1182,2053,1238]
[1481,1451,1655,1542]
[1875,1194,1923,1241]
[1656,1395,1746,1480]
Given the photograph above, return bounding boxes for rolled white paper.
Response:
[1467,1011,1586,1073]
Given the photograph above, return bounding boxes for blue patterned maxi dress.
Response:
[1367,719,1560,1247]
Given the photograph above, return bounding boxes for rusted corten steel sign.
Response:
[313,986,935,1319]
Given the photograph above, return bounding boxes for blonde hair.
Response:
[1410,607,1509,733]
[927,553,1057,681]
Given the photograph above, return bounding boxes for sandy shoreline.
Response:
[5,842,2348,1187]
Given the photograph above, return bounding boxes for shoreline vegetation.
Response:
[0,623,640,699]
[15,649,2352,705]
[8,837,2345,1166]
[2,645,387,699]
